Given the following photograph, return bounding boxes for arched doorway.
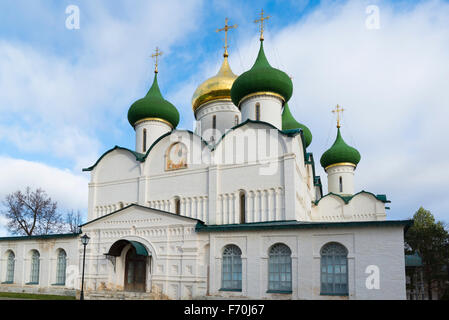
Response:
[124,246,146,292]
[105,239,150,292]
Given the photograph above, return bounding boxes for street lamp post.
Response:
[80,234,90,300]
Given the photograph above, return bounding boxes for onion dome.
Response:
[230,40,293,107]
[192,56,238,113]
[282,103,312,147]
[128,72,180,128]
[320,128,361,170]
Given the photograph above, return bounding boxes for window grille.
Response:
[268,244,292,292]
[30,250,40,284]
[56,250,67,285]
[6,251,15,283]
[221,245,242,291]
[320,242,348,295]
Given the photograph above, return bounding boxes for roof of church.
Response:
[282,103,312,147]
[320,127,361,169]
[82,119,312,172]
[0,232,81,242]
[127,72,180,128]
[230,40,293,106]
[195,219,413,233]
[313,190,391,206]
[80,203,203,228]
[82,145,145,172]
[405,252,423,267]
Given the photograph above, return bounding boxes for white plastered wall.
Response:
[0,237,79,296]
[207,225,406,300]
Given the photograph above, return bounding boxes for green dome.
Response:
[282,103,312,147]
[128,73,180,128]
[231,41,293,106]
[320,128,361,169]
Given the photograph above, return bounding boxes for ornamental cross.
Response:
[332,104,345,128]
[151,47,163,73]
[254,9,271,41]
[216,18,237,57]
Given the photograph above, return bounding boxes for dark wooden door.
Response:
[124,246,146,292]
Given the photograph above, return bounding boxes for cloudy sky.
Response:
[0,0,448,236]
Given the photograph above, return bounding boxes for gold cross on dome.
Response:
[254,9,271,41]
[151,47,163,73]
[332,104,345,128]
[216,18,238,57]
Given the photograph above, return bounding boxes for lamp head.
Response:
[80,234,90,246]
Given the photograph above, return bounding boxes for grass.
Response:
[0,291,76,300]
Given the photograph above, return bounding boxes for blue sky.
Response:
[1,0,449,235]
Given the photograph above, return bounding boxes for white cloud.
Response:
[0,0,204,171]
[270,0,449,220]
[0,156,89,236]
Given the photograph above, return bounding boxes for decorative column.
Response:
[248,192,254,223]
[267,189,274,221]
[203,197,208,224]
[192,197,197,219]
[275,188,281,221]
[181,198,186,216]
[217,195,223,224]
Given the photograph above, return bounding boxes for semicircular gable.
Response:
[91,147,141,183]
[316,193,347,206]
[143,130,210,175]
[212,120,289,166]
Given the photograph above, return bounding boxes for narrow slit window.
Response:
[175,198,181,215]
[255,103,261,121]
[143,128,147,153]
[239,191,246,224]
[212,115,217,129]
[339,176,343,193]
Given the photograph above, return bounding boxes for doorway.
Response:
[124,246,146,292]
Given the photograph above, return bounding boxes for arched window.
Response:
[175,197,181,215]
[6,251,15,283]
[30,250,40,284]
[255,103,261,121]
[221,245,242,291]
[239,191,246,224]
[234,115,239,126]
[339,176,343,193]
[320,242,348,295]
[56,249,67,285]
[212,115,217,130]
[143,128,147,153]
[268,243,292,292]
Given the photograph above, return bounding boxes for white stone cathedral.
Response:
[0,16,411,300]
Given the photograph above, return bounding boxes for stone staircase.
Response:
[85,291,166,300]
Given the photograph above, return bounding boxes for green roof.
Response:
[320,127,361,169]
[83,120,310,172]
[128,73,180,128]
[0,232,81,242]
[405,253,423,267]
[314,190,391,205]
[230,41,293,106]
[82,146,145,172]
[195,219,413,233]
[282,103,312,147]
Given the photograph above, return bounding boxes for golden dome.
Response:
[192,56,238,112]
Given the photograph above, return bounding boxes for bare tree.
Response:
[1,187,65,236]
[65,210,83,233]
